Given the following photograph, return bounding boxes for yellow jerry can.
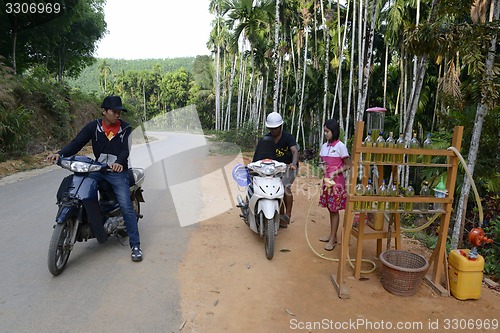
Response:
[448,249,484,300]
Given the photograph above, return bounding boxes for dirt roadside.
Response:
[178,158,499,333]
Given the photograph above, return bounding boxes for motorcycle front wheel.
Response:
[263,212,275,260]
[47,220,74,276]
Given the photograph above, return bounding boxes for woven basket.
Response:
[380,250,429,296]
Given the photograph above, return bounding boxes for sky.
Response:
[95,0,214,59]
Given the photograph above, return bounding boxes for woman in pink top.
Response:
[319,119,352,251]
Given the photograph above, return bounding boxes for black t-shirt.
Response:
[263,130,297,165]
[253,136,276,162]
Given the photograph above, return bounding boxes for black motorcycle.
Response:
[48,156,145,276]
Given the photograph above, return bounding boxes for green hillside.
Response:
[68,57,196,94]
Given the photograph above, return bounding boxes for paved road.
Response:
[0,132,212,333]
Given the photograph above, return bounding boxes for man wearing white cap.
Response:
[255,112,299,228]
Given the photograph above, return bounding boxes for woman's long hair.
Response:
[324,119,340,142]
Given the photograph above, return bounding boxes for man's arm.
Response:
[58,121,94,157]
[289,145,299,170]
[48,122,93,162]
[115,127,131,167]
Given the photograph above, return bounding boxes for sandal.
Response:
[319,236,330,242]
[324,241,337,251]
[280,214,290,224]
[279,214,290,228]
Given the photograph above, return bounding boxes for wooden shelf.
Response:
[357,146,457,156]
[358,161,452,167]
[349,195,451,203]
[331,121,464,299]
[351,209,446,214]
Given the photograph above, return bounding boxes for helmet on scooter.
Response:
[265,112,283,128]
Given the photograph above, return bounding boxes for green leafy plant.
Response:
[213,123,259,151]
[478,215,500,281]
[0,106,33,159]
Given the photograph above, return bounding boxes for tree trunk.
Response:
[237,56,246,128]
[336,0,346,131]
[356,0,380,121]
[278,53,285,115]
[403,0,438,139]
[345,0,356,141]
[451,0,499,249]
[215,45,221,130]
[296,27,309,141]
[12,26,17,74]
[403,55,428,139]
[225,54,238,131]
[356,0,366,121]
[273,0,280,114]
[320,0,330,149]
[383,44,388,108]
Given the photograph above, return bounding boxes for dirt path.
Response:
[178,161,499,333]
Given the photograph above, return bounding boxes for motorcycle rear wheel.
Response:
[47,220,73,276]
[263,213,275,260]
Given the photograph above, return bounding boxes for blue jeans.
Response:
[89,171,140,248]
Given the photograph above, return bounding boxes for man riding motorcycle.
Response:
[48,96,143,262]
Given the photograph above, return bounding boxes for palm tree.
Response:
[98,60,112,94]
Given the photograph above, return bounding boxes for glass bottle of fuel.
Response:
[395,133,406,163]
[403,182,415,211]
[419,181,431,211]
[354,178,365,211]
[388,180,399,211]
[408,132,420,163]
[384,132,395,162]
[374,131,385,162]
[364,179,374,210]
[422,133,433,164]
[363,130,374,162]
[377,179,388,210]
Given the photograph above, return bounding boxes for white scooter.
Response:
[235,158,287,259]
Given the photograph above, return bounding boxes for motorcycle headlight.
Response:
[261,163,276,176]
[69,161,101,173]
[60,159,71,169]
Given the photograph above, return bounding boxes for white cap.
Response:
[265,112,283,128]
